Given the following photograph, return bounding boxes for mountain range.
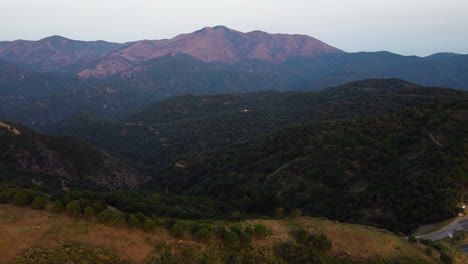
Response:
[0,26,342,74]
[2,25,468,263]
[0,26,467,128]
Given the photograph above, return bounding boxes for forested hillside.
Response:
[154,100,468,233]
[50,79,467,173]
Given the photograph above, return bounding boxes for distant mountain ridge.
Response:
[0,36,123,70]
[110,26,344,64]
[1,27,468,128]
[0,26,343,73]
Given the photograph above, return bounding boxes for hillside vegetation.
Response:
[42,80,468,233]
[154,100,468,233]
[49,79,467,172]
[0,203,457,264]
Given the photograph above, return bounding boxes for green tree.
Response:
[65,200,82,217]
[245,226,254,236]
[13,191,29,206]
[151,214,160,225]
[92,201,106,213]
[143,219,156,233]
[275,207,285,218]
[127,214,141,228]
[170,223,185,239]
[97,210,113,223]
[195,227,213,243]
[31,197,48,210]
[254,224,269,238]
[135,212,145,223]
[230,224,242,235]
[290,208,302,218]
[84,206,96,218]
[52,200,65,213]
[111,211,127,225]
[239,232,252,247]
[310,233,332,250]
[230,211,242,221]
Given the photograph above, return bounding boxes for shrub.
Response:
[170,223,185,239]
[245,226,254,236]
[52,200,65,213]
[151,214,161,225]
[65,200,82,217]
[84,206,96,218]
[239,232,252,247]
[143,219,156,232]
[275,207,285,218]
[230,224,242,235]
[92,201,106,213]
[295,229,310,244]
[408,236,417,243]
[277,242,323,263]
[97,210,113,223]
[224,231,240,247]
[163,218,177,228]
[127,214,141,228]
[135,212,146,222]
[111,211,127,225]
[290,208,302,218]
[195,227,213,243]
[254,224,269,238]
[230,211,242,221]
[216,225,228,238]
[31,197,48,210]
[13,191,29,206]
[440,253,454,264]
[311,233,332,251]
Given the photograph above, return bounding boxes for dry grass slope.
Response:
[1,204,466,263]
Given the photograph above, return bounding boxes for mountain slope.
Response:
[110,26,343,64]
[152,100,468,233]
[0,36,123,70]
[2,54,311,127]
[283,52,468,90]
[49,79,467,175]
[0,59,81,111]
[0,121,149,189]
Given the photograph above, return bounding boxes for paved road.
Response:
[416,218,468,240]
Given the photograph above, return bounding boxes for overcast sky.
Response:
[2,0,467,56]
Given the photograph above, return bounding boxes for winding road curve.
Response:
[416,218,468,240]
[416,217,468,253]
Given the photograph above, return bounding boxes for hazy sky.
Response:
[2,0,467,56]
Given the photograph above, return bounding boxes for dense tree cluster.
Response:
[157,100,468,233]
